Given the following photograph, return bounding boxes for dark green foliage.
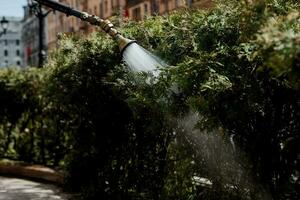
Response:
[44,35,172,199]
[0,0,299,199]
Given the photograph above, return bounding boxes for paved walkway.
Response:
[0,176,69,200]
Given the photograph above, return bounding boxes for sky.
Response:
[0,0,27,17]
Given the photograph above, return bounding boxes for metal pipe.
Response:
[34,0,135,53]
[38,3,45,68]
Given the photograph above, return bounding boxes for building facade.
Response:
[46,0,127,51]
[127,0,212,21]
[0,17,23,68]
[47,0,85,51]
[59,0,83,33]
[127,0,152,21]
[47,8,62,51]
[45,0,212,53]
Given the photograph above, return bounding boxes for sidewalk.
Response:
[0,176,69,200]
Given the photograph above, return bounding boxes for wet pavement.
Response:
[0,176,69,200]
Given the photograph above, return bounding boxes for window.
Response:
[94,6,97,15]
[104,0,108,13]
[144,3,148,15]
[151,0,159,13]
[4,50,8,56]
[16,61,21,66]
[100,2,104,18]
[164,0,169,11]
[132,7,141,21]
[16,40,20,45]
[16,50,20,56]
[4,40,8,46]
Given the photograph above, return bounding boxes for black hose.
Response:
[34,0,83,18]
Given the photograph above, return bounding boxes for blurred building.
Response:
[46,0,127,51]
[58,0,83,33]
[45,0,213,52]
[191,0,213,8]
[0,17,23,68]
[47,0,85,51]
[127,0,153,21]
[47,8,62,51]
[127,0,212,20]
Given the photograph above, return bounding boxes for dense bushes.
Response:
[0,0,299,199]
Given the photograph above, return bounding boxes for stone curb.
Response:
[0,161,63,184]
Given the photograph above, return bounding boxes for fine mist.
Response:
[172,112,272,200]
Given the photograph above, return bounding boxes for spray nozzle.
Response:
[115,35,136,55]
[76,12,137,53]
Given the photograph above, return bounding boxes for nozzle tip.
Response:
[115,35,136,55]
